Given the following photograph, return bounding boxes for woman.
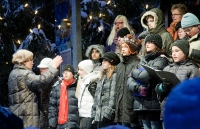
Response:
[49,64,79,129]
[127,34,169,129]
[91,52,120,128]
[8,49,62,128]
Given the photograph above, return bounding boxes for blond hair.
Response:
[12,49,33,64]
[100,65,116,80]
[107,15,134,46]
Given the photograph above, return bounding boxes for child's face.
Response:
[115,18,124,32]
[120,43,131,56]
[147,17,155,29]
[91,49,101,60]
[78,67,88,78]
[177,28,187,39]
[102,59,111,70]
[172,46,186,62]
[62,71,74,81]
[145,42,157,52]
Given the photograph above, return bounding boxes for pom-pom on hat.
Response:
[99,52,120,65]
[145,34,163,49]
[120,34,138,54]
[164,77,200,129]
[78,59,94,74]
[37,58,52,68]
[171,39,189,56]
[181,13,200,28]
[62,64,75,75]
[117,27,130,38]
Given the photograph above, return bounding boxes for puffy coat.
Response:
[114,54,140,124]
[92,72,117,122]
[8,64,59,128]
[48,78,79,129]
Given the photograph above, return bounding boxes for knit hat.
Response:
[145,34,162,49]
[171,39,189,56]
[99,52,120,65]
[37,58,52,68]
[62,64,75,74]
[164,77,200,129]
[181,13,200,28]
[78,59,94,74]
[120,35,138,54]
[117,27,130,38]
[175,22,181,31]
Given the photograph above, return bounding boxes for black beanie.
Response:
[62,64,75,74]
[145,34,162,49]
[171,39,189,56]
[175,22,181,31]
[99,52,120,65]
[117,27,130,38]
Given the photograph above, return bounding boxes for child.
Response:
[76,59,100,129]
[48,64,79,129]
[155,39,200,128]
[91,52,120,128]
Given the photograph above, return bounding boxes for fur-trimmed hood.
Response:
[141,8,165,33]
[85,44,105,59]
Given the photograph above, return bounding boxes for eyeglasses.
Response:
[183,26,193,32]
[114,22,123,25]
[171,14,182,17]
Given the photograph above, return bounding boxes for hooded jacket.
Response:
[140,8,173,56]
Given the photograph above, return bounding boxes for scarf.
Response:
[58,78,75,124]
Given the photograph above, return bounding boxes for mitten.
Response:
[161,82,171,92]
[139,86,149,96]
[88,82,97,97]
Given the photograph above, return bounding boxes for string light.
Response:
[107,0,111,4]
[99,13,102,17]
[18,40,21,44]
[0,17,2,20]
[89,15,93,20]
[98,27,102,32]
[30,29,33,33]
[35,10,38,14]
[24,3,28,7]
[146,4,149,9]
[58,25,61,29]
[38,24,41,29]
[67,23,71,26]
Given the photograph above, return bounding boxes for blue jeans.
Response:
[142,120,162,129]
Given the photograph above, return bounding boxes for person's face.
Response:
[115,18,124,32]
[147,17,155,29]
[183,26,199,38]
[40,68,48,75]
[145,42,157,52]
[23,59,34,70]
[171,9,183,23]
[172,46,186,62]
[91,49,101,60]
[78,67,87,78]
[120,43,131,56]
[62,71,74,81]
[177,28,187,39]
[102,59,111,70]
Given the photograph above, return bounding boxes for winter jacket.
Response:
[78,71,100,117]
[127,52,168,112]
[155,59,200,120]
[8,64,59,128]
[48,78,79,129]
[114,54,140,124]
[92,72,117,122]
[85,44,105,71]
[140,8,173,56]
[188,33,200,67]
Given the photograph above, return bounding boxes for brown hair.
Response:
[171,4,187,15]
[12,49,33,64]
[100,65,116,80]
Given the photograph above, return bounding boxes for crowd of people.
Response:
[1,3,200,129]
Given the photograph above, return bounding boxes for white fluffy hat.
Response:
[37,58,52,68]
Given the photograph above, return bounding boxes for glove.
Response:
[190,49,200,59]
[88,82,97,97]
[139,86,149,96]
[102,117,110,122]
[161,82,171,92]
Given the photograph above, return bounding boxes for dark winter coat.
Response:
[114,54,140,124]
[156,59,200,120]
[140,8,173,56]
[8,64,59,128]
[48,78,79,129]
[92,72,117,122]
[127,52,168,111]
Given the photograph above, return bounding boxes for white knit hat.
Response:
[78,59,94,74]
[37,58,52,68]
